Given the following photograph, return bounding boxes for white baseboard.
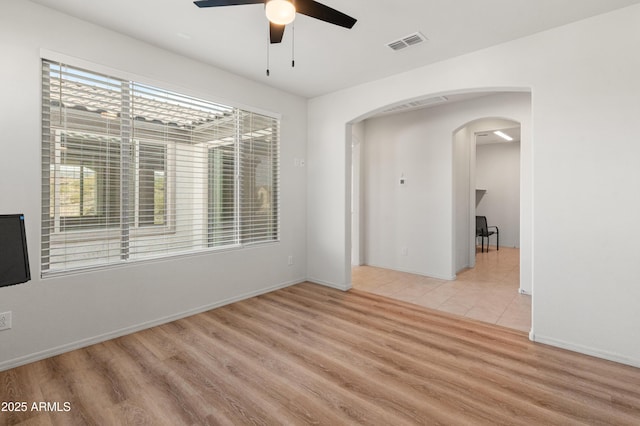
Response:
[0,278,306,372]
[530,333,640,369]
[364,262,455,281]
[307,276,351,291]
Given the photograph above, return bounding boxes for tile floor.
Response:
[351,247,531,332]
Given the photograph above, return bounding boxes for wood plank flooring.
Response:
[2,282,640,425]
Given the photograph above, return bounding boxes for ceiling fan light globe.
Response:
[265,0,296,25]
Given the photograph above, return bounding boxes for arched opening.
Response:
[349,90,532,331]
[453,117,521,272]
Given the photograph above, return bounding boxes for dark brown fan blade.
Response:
[295,0,357,28]
[270,22,285,44]
[194,0,263,8]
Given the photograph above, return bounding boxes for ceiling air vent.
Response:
[380,96,448,115]
[387,32,428,51]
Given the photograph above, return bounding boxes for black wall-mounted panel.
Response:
[0,214,31,287]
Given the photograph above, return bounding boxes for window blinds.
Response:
[42,60,279,275]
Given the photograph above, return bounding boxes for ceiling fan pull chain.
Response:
[266,23,271,76]
[291,22,295,68]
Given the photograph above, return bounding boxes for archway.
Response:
[347,90,532,329]
[453,117,522,274]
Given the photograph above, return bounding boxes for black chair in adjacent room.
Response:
[476,216,499,253]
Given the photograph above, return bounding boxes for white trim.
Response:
[531,334,640,369]
[519,288,531,295]
[307,277,352,291]
[364,262,456,281]
[0,278,305,372]
[39,49,282,120]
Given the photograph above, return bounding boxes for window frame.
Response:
[41,58,280,277]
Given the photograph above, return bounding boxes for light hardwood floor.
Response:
[2,282,640,425]
[353,246,531,331]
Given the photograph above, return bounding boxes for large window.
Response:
[42,60,279,275]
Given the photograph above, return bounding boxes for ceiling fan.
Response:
[194,0,357,44]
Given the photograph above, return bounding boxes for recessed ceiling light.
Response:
[494,130,513,141]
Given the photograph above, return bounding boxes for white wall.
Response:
[360,93,530,281]
[307,5,640,366]
[0,1,307,370]
[476,141,521,248]
[453,126,471,273]
[351,122,365,266]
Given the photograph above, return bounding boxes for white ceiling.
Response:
[30,0,640,98]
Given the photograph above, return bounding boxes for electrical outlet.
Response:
[0,311,12,331]
[288,255,294,266]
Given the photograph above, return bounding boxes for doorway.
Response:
[454,118,522,273]
[349,95,531,331]
[474,125,521,254]
[450,119,529,329]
